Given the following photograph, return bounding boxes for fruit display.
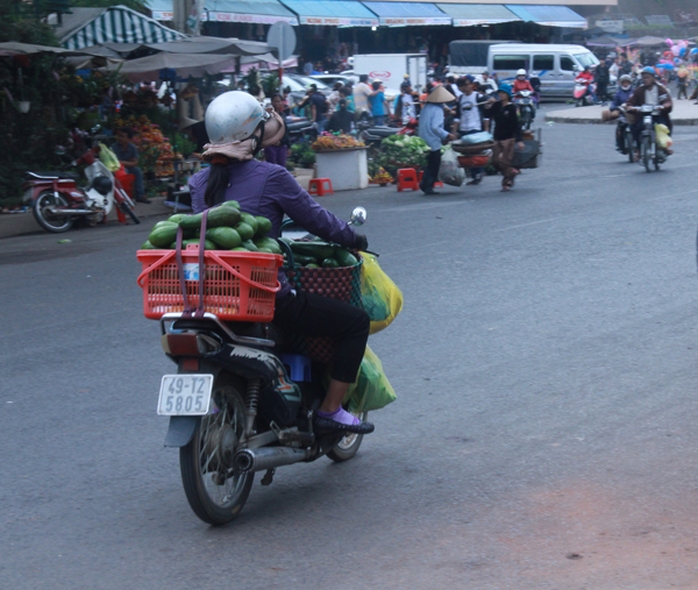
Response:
[311,134,365,152]
[112,115,179,178]
[378,134,429,170]
[369,167,393,186]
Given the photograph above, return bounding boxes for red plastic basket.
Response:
[136,246,283,321]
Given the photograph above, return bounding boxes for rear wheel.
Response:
[642,136,652,173]
[326,411,368,462]
[179,377,254,525]
[33,190,73,233]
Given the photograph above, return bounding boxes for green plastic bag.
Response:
[343,346,396,413]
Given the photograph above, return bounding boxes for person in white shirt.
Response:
[453,75,486,185]
[477,71,499,95]
[394,82,416,125]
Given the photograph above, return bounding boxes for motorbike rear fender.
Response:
[164,416,199,447]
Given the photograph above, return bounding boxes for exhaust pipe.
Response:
[234,447,311,473]
[46,207,97,217]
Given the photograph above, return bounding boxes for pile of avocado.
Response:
[141,202,360,269]
[142,201,281,254]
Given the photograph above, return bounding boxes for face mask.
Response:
[621,85,631,91]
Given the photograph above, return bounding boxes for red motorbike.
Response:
[23,143,140,233]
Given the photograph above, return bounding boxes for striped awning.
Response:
[59,5,185,50]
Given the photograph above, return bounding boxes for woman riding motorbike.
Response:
[187,91,374,435]
[609,74,634,151]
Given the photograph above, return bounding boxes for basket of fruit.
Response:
[281,238,363,362]
[136,202,284,321]
[369,167,393,186]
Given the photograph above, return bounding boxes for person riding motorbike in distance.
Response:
[625,66,673,159]
[575,65,598,104]
[512,69,537,121]
[187,91,374,435]
[608,74,634,151]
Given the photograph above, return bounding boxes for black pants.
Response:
[421,149,442,192]
[273,290,369,383]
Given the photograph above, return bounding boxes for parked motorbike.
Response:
[152,207,374,525]
[573,79,596,107]
[286,118,317,145]
[631,104,670,173]
[357,118,417,147]
[515,90,535,130]
[23,142,139,233]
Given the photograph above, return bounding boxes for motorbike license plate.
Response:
[157,374,213,416]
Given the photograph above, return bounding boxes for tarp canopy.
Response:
[436,3,520,27]
[56,5,185,50]
[0,41,112,57]
[505,4,587,29]
[278,0,378,26]
[629,36,668,47]
[585,36,623,47]
[361,2,450,26]
[106,51,236,81]
[93,37,273,58]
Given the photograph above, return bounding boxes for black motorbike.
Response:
[154,207,371,525]
[616,106,634,163]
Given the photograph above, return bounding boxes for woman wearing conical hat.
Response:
[417,85,457,195]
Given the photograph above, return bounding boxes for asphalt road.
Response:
[3,120,698,590]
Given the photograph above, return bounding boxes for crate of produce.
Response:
[136,247,283,321]
[457,150,492,168]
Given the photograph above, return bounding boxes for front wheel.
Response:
[326,411,368,462]
[626,130,634,163]
[120,201,140,224]
[33,190,74,233]
[179,377,254,525]
[642,135,652,173]
[521,109,532,131]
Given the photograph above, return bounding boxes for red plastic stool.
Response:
[308,178,333,197]
[396,168,419,192]
[417,170,443,188]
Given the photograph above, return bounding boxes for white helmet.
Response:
[205,91,268,144]
[516,69,527,77]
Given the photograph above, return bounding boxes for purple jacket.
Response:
[189,159,358,297]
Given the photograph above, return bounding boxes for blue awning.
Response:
[205,0,298,25]
[436,3,520,27]
[59,5,184,49]
[361,2,450,26]
[505,5,587,29]
[279,0,378,26]
[148,0,298,25]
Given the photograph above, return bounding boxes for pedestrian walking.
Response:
[484,84,524,192]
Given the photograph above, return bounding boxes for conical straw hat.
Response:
[426,85,456,103]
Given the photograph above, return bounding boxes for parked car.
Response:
[279,73,332,109]
[311,74,358,87]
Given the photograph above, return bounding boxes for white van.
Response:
[487,44,600,99]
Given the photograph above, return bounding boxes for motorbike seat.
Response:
[28,171,79,180]
[368,126,399,138]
